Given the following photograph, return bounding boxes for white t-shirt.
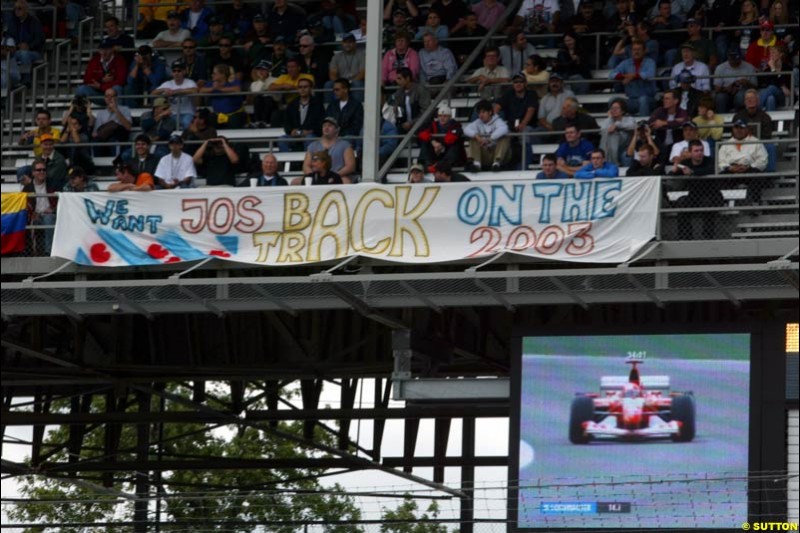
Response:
[155,78,198,118]
[155,152,197,187]
[669,139,710,162]
[517,0,559,25]
[153,28,191,45]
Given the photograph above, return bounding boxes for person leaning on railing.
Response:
[199,64,246,129]
[62,166,99,193]
[668,139,720,240]
[718,118,769,205]
[22,158,58,255]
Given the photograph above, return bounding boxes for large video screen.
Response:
[515,334,751,530]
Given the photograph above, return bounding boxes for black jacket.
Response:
[284,96,326,137]
[125,154,159,177]
[325,99,364,139]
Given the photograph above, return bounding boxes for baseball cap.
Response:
[138,44,153,55]
[39,133,55,143]
[253,13,265,22]
[98,38,113,49]
[437,103,452,116]
[677,70,695,84]
[273,35,287,44]
[153,97,168,107]
[680,42,695,51]
[254,59,272,70]
[732,118,749,128]
[168,134,184,144]
[167,10,180,19]
[409,164,424,173]
[207,15,223,26]
[172,59,186,69]
[549,72,563,80]
[511,72,526,82]
[727,48,742,59]
[681,120,698,129]
[341,32,356,42]
[686,17,700,26]
[322,116,339,128]
[68,165,87,179]
[760,20,774,31]
[392,7,408,16]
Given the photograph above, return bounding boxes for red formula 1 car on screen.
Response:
[568,358,695,444]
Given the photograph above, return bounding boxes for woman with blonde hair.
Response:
[200,64,246,128]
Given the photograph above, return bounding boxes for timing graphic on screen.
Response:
[516,334,750,530]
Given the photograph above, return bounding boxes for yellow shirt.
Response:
[271,73,315,103]
[693,114,724,141]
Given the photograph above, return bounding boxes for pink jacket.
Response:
[381,47,420,84]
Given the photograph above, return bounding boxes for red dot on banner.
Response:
[209,250,231,258]
[90,243,111,263]
[166,256,181,263]
[147,244,169,259]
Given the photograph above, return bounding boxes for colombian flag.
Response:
[1,192,28,255]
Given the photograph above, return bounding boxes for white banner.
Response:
[52,179,661,267]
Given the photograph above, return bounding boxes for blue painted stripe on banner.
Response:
[158,230,207,261]
[216,235,239,254]
[75,247,91,265]
[1,210,27,235]
[98,228,160,265]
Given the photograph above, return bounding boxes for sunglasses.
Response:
[183,46,196,50]
[220,43,232,47]
[33,167,47,172]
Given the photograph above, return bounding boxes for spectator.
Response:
[625,120,661,164]
[297,34,329,90]
[718,118,769,203]
[552,97,599,146]
[18,109,62,158]
[745,20,782,70]
[208,37,246,80]
[327,33,365,104]
[125,134,160,176]
[383,8,417,52]
[382,0,420,23]
[713,48,757,112]
[415,10,449,42]
[649,90,689,159]
[243,14,272,65]
[524,55,550,98]
[307,0,356,42]
[179,38,209,87]
[59,113,94,173]
[574,149,620,179]
[124,45,168,106]
[537,73,574,134]
[555,124,593,177]
[181,108,218,154]
[325,78,363,141]
[280,77,325,152]
[1,34,20,92]
[17,134,67,191]
[382,32,420,85]
[62,166,99,192]
[554,32,591,95]
[673,70,702,118]
[199,16,234,49]
[152,11,192,49]
[599,98,635,166]
[669,139,719,239]
[625,144,664,176]
[430,0,468,31]
[467,46,510,102]
[418,33,457,86]
[514,0,560,36]
[471,0,505,31]
[688,0,739,62]
[247,60,279,126]
[433,160,470,182]
[669,43,711,92]
[463,99,511,172]
[685,18,718,70]
[22,158,57,254]
[267,0,305,45]
[269,57,315,105]
[407,163,427,183]
[219,0,256,43]
[92,88,133,154]
[417,102,466,171]
[374,117,400,166]
[757,44,790,111]
[5,0,43,84]
[297,150,343,185]
[650,0,682,66]
[608,20,659,68]
[155,135,197,188]
[302,117,357,182]
[767,0,791,44]
[609,39,657,116]
[260,36,291,77]
[392,67,431,134]
[136,0,172,39]
[536,153,570,179]
[494,72,538,168]
[568,1,606,47]
[200,64,246,128]
[346,16,368,46]
[731,0,760,56]
[152,59,198,129]
[252,153,288,186]
[140,97,178,152]
[76,39,127,101]
[181,0,215,40]
[733,89,775,171]
[693,95,724,144]
[109,162,155,192]
[193,136,240,186]
[102,16,136,63]
[668,121,710,166]
[449,12,486,68]
[500,30,535,75]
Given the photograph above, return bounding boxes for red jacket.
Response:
[418,118,467,165]
[745,36,783,70]
[83,53,128,91]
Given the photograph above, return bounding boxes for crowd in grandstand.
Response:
[2,0,798,249]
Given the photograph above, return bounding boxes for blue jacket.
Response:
[609,57,657,98]
[574,161,620,179]
[181,7,215,40]
[5,13,44,51]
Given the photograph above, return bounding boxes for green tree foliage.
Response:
[380,495,448,533]
[6,384,363,533]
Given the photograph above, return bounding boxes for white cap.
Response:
[437,103,452,116]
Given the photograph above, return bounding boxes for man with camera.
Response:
[625,120,660,166]
[192,136,241,187]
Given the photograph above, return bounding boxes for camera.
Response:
[636,120,648,131]
[72,96,88,110]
